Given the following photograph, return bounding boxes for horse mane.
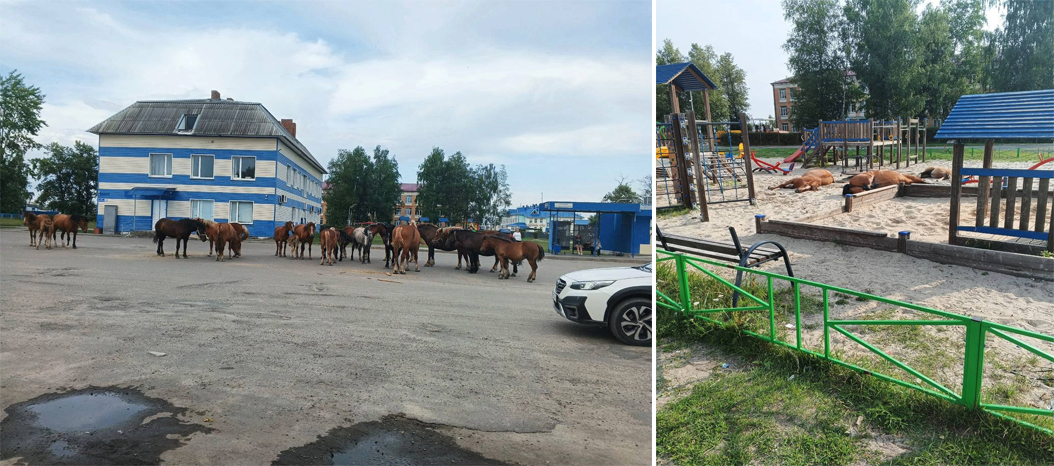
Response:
[197,218,217,228]
[485,234,513,243]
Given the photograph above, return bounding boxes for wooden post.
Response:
[669,84,680,114]
[921,118,927,162]
[687,116,709,222]
[703,89,715,152]
[740,112,758,204]
[949,143,965,245]
[842,120,849,166]
[670,113,693,210]
[977,140,995,222]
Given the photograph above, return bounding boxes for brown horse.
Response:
[480,235,545,282]
[52,214,89,248]
[214,223,242,262]
[22,212,49,247]
[319,227,339,266]
[769,169,834,193]
[368,223,395,268]
[37,217,56,250]
[391,223,421,274]
[274,221,294,256]
[154,218,207,258]
[449,229,516,274]
[290,222,316,259]
[228,222,248,258]
[920,167,951,180]
[842,170,927,195]
[431,227,469,269]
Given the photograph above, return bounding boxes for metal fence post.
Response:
[961,317,987,409]
[676,253,691,313]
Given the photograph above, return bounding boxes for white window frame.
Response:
[190,154,215,180]
[229,200,254,224]
[231,156,256,181]
[779,88,786,102]
[190,199,215,221]
[148,153,173,178]
[780,106,788,117]
[176,113,199,133]
[286,165,292,183]
[781,123,789,131]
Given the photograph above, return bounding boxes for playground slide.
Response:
[783,148,805,164]
[783,128,820,164]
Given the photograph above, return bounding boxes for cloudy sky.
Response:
[0,0,652,206]
[657,0,1004,119]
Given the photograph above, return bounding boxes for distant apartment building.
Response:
[771,71,865,132]
[393,183,419,224]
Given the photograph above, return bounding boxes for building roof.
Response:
[771,70,856,86]
[400,183,419,192]
[656,62,717,91]
[87,98,326,173]
[934,89,1054,140]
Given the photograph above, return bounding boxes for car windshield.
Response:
[633,263,652,273]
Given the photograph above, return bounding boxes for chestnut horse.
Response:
[37,217,56,250]
[480,235,544,282]
[368,223,395,268]
[391,223,421,274]
[769,169,834,193]
[153,218,207,258]
[214,223,242,262]
[53,214,90,249]
[842,170,927,195]
[290,222,316,259]
[274,221,294,256]
[319,227,340,266]
[449,229,516,274]
[22,212,49,247]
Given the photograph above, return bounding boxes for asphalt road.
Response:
[0,230,652,465]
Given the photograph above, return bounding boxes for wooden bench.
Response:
[657,227,785,267]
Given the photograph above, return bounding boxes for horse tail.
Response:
[153,230,160,244]
[536,243,545,261]
[339,229,353,244]
[841,184,853,196]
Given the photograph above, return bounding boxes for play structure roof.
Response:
[656,62,717,91]
[934,89,1054,140]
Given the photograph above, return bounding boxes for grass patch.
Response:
[750,145,1051,164]
[656,262,1054,465]
[658,206,691,219]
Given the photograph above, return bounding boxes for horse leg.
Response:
[490,256,499,273]
[157,237,164,256]
[216,239,224,262]
[72,231,78,249]
[413,248,420,272]
[183,236,190,258]
[174,238,181,259]
[426,246,434,267]
[512,260,518,277]
[527,258,537,283]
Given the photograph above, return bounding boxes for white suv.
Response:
[553,263,652,346]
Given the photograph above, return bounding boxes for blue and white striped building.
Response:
[89,91,326,237]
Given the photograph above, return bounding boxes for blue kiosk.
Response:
[538,201,651,257]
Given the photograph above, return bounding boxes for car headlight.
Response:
[570,280,615,290]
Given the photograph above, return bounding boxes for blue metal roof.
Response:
[934,89,1054,140]
[656,62,717,91]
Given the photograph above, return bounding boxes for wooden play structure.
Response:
[793,118,927,172]
[655,63,757,221]
[939,90,1054,254]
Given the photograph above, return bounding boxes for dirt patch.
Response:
[0,386,213,465]
[272,414,509,465]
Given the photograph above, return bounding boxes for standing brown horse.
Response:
[228,222,248,258]
[274,221,294,256]
[391,223,421,274]
[22,212,49,247]
[368,223,395,268]
[290,222,316,259]
[52,214,89,248]
[37,217,56,250]
[319,227,339,266]
[450,229,516,274]
[214,223,242,262]
[154,218,207,258]
[432,227,471,269]
[481,235,545,282]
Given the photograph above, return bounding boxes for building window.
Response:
[230,201,253,224]
[286,165,292,183]
[405,195,412,204]
[779,89,786,101]
[404,208,411,216]
[149,153,172,177]
[232,156,256,180]
[780,106,788,117]
[176,114,198,132]
[191,199,214,220]
[191,154,214,179]
[781,123,789,131]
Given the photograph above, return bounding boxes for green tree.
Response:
[369,145,402,223]
[32,141,98,217]
[602,179,642,204]
[915,5,959,120]
[783,0,849,129]
[843,0,924,119]
[416,148,472,224]
[991,0,1054,92]
[655,40,729,123]
[324,146,375,225]
[0,70,46,213]
[714,53,750,122]
[468,163,511,228]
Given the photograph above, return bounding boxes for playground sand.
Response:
[658,157,1054,411]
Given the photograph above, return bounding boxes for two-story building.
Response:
[393,183,419,224]
[771,71,865,132]
[89,91,326,237]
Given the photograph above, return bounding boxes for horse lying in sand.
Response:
[769,169,834,193]
[842,170,927,195]
[920,167,951,180]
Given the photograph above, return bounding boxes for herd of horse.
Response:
[20,212,89,250]
[20,211,545,282]
[766,167,936,195]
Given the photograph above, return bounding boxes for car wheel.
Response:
[609,297,651,346]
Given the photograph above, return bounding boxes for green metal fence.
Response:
[657,249,1054,434]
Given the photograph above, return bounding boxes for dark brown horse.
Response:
[274,221,294,256]
[153,218,207,258]
[391,223,421,274]
[214,223,242,262]
[432,227,472,269]
[290,222,316,259]
[450,229,518,274]
[368,223,395,268]
[22,212,49,247]
[319,227,339,266]
[481,235,544,282]
[338,226,357,262]
[53,214,89,248]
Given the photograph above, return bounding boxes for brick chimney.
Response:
[211,90,220,100]
[281,119,297,137]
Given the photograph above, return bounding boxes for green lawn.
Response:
[656,264,1053,465]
